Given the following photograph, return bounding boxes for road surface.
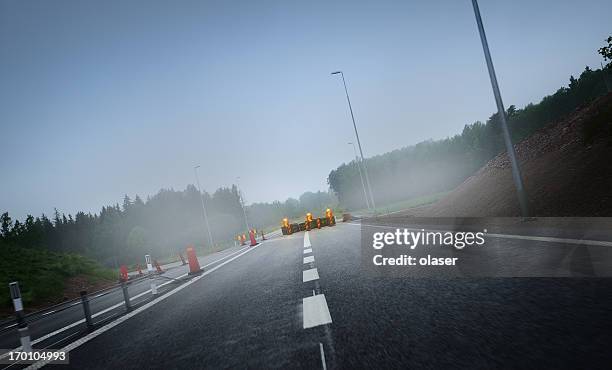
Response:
[6,221,612,369]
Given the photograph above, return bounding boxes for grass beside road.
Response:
[0,244,116,315]
[350,191,449,216]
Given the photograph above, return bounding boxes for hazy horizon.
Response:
[1,0,611,220]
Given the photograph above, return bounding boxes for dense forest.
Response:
[329,63,612,209]
[0,187,335,267]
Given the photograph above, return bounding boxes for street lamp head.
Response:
[348,142,353,145]
[194,165,200,169]
[331,71,342,75]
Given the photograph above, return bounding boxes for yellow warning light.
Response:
[282,218,289,227]
[306,213,313,222]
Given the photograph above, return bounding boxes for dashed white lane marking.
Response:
[304,231,311,248]
[1,245,251,360]
[348,222,612,247]
[303,255,315,264]
[303,294,332,329]
[303,248,312,254]
[303,268,320,283]
[26,242,264,369]
[319,343,327,370]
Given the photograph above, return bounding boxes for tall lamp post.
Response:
[236,177,251,231]
[471,0,529,217]
[194,165,214,247]
[331,71,376,211]
[349,142,371,210]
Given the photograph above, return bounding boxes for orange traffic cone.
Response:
[186,245,202,275]
[249,230,257,246]
[119,265,129,282]
[154,260,163,273]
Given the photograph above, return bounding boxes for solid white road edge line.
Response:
[0,245,251,360]
[347,222,612,247]
[303,294,332,329]
[26,242,264,369]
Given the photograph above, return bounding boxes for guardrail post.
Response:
[121,281,132,311]
[9,282,32,351]
[145,254,158,296]
[80,291,94,331]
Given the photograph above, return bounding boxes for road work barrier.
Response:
[9,282,32,352]
[145,255,158,295]
[154,260,164,274]
[119,265,129,282]
[281,209,336,235]
[249,230,258,246]
[186,245,202,275]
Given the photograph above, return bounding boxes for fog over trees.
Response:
[0,187,336,266]
[329,64,612,209]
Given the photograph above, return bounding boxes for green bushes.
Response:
[0,243,116,310]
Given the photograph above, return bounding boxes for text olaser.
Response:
[373,254,458,266]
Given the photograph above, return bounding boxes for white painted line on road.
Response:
[304,231,311,248]
[303,294,332,329]
[319,343,327,370]
[1,273,186,360]
[26,242,265,369]
[304,255,315,264]
[304,248,312,254]
[348,222,612,247]
[1,245,251,360]
[485,232,612,247]
[303,268,319,283]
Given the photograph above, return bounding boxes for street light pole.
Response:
[236,177,251,231]
[194,165,214,248]
[349,142,371,210]
[332,71,376,211]
[471,0,529,217]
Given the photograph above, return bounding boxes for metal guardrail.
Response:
[1,237,277,366]
[1,269,190,356]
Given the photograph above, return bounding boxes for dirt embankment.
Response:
[401,93,612,217]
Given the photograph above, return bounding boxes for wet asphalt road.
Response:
[49,222,612,369]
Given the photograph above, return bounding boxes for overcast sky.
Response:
[1,0,610,220]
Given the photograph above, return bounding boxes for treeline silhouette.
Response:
[329,65,612,209]
[0,186,335,266]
